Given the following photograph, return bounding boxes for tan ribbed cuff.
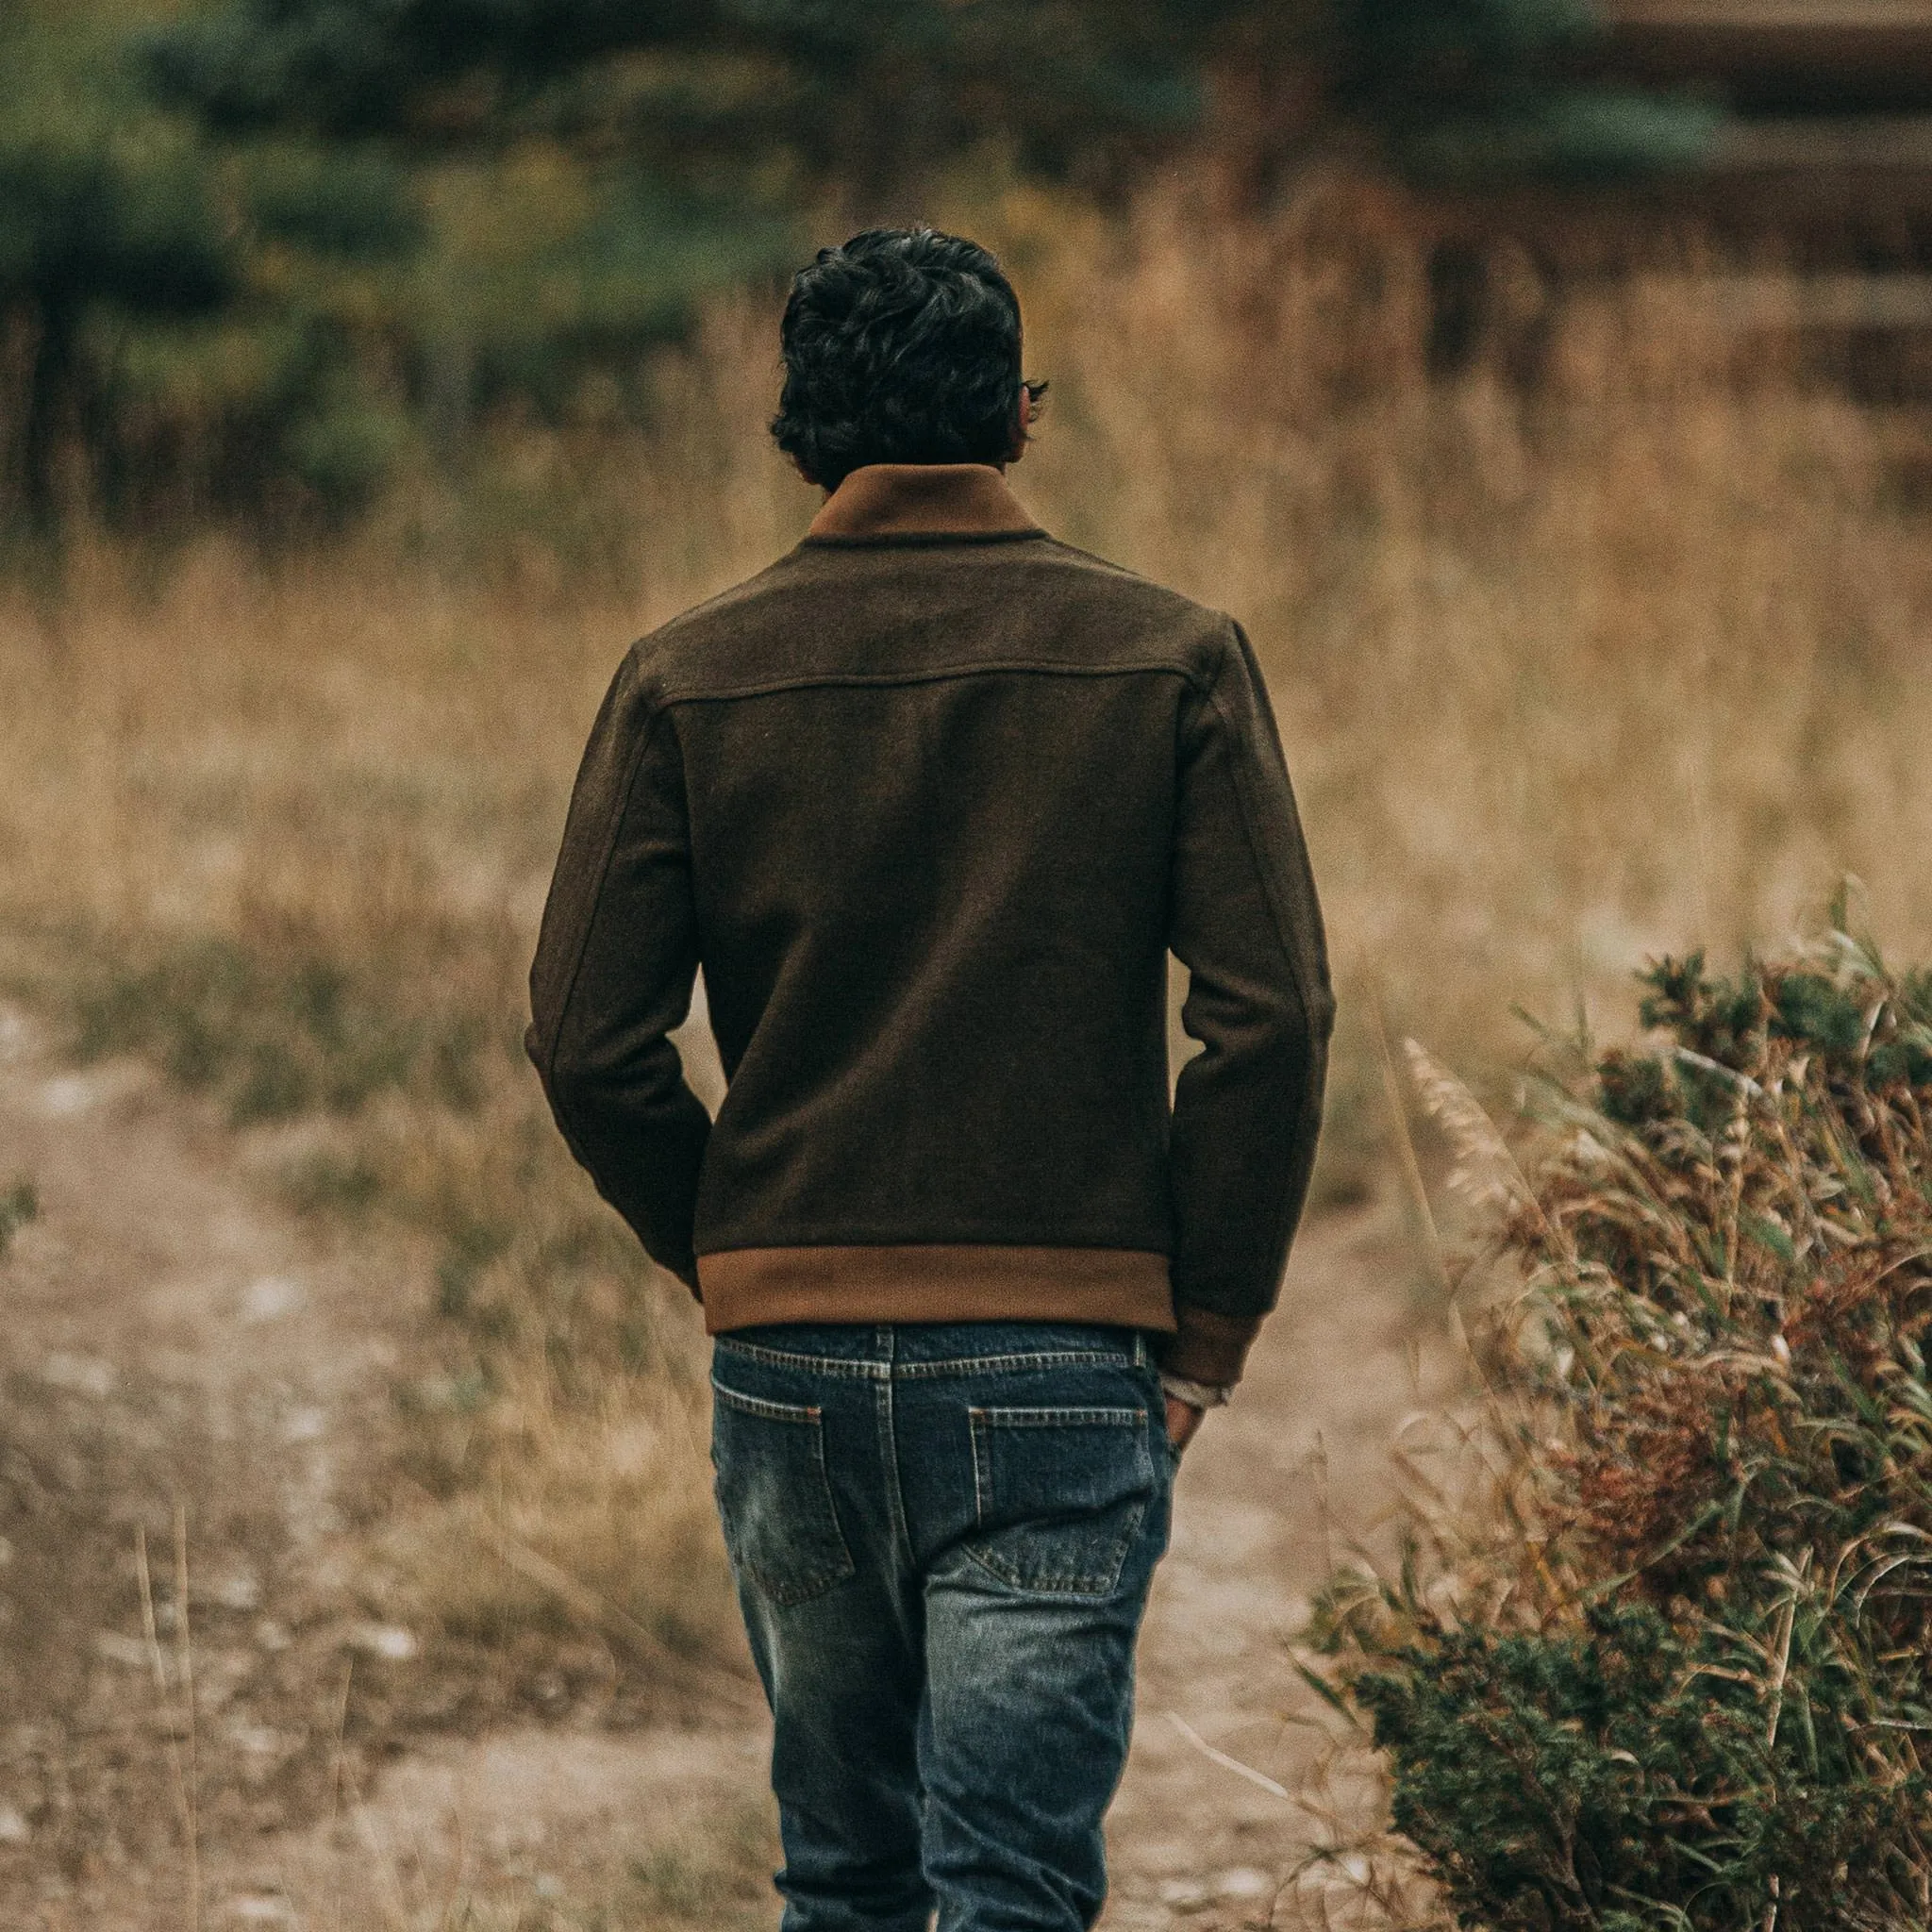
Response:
[1156,1305,1264,1387]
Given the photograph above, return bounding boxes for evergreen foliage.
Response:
[0,3,814,534]
[0,3,458,529]
[0,5,232,528]
[1337,0,1720,180]
[0,0,1724,537]
[141,0,1220,191]
[1312,922,1932,1927]
[130,0,1232,511]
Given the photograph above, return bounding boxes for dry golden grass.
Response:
[1016,186,1932,1051]
[0,312,802,1713]
[2,177,1930,1735]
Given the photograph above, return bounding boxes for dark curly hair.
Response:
[771,227,1041,490]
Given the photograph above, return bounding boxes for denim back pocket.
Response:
[967,1405,1154,1597]
[711,1382,856,1607]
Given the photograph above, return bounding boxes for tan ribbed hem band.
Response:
[698,1245,1176,1337]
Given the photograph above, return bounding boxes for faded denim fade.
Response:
[710,1320,1174,1932]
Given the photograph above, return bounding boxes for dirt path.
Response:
[0,994,408,1924]
[1104,1208,1457,1928]
[0,991,1450,1929]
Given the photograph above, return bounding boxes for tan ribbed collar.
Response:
[806,463,1042,542]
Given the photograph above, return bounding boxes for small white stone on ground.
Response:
[39,1073,99,1116]
[226,1897,295,1924]
[214,1570,261,1611]
[242,1274,304,1322]
[1216,1867,1274,1898]
[350,1623,419,1661]
[42,1351,115,1397]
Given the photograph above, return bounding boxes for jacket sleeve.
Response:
[525,655,711,1291]
[1164,620,1335,1386]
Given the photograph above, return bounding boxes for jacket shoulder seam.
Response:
[1033,539,1229,615]
[623,552,811,663]
[658,659,1208,706]
[1035,535,1179,587]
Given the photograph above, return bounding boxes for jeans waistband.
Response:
[712,1320,1151,1378]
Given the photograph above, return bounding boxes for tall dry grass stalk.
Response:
[1,178,1928,1684]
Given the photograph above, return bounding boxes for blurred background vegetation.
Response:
[6,0,1932,1676]
[5,3,1932,1921]
[2,0,1732,546]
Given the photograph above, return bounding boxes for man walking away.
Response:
[527,226,1334,1932]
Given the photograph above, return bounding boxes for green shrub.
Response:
[1313,923,1932,1930]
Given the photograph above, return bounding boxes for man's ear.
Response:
[1007,383,1041,465]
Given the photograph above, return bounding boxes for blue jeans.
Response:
[709,1322,1175,1932]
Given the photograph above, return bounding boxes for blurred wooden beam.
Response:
[1710,113,1932,168]
[1603,0,1932,107]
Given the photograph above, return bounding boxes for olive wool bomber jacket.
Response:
[525,462,1334,1388]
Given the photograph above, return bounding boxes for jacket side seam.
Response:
[542,698,702,1280]
[537,691,669,1099]
[1201,646,1308,1018]
[1194,632,1324,1317]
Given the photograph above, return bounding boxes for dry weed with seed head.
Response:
[1305,918,1932,1931]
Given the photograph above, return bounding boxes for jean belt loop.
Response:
[1133,1330,1147,1370]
